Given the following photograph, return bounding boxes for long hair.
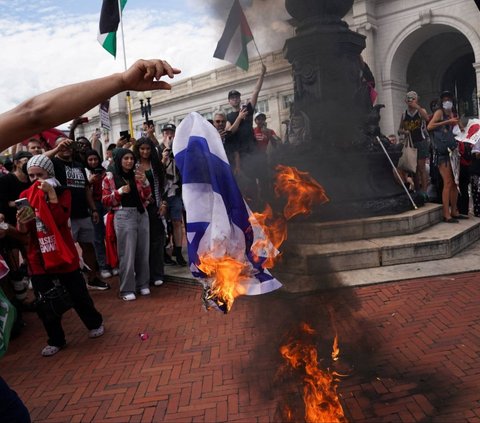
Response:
[133,137,165,186]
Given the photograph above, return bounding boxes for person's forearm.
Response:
[85,187,97,211]
[1,73,125,148]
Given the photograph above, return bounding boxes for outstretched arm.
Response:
[250,64,266,109]
[0,59,181,151]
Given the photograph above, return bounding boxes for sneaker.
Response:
[164,255,176,266]
[41,345,63,357]
[87,277,111,291]
[89,324,105,338]
[122,293,136,301]
[100,270,113,279]
[139,288,151,296]
[153,279,164,287]
[112,268,119,276]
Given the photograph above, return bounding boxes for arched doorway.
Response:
[406,30,476,118]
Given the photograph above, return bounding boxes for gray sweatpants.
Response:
[114,208,150,295]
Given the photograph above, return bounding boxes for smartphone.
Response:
[92,167,104,175]
[14,198,30,209]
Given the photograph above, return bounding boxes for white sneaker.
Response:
[41,345,62,357]
[100,270,112,279]
[112,268,119,276]
[122,293,136,301]
[89,324,105,338]
[139,288,151,296]
[153,279,164,286]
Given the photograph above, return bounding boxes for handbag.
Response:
[35,282,73,319]
[398,133,418,174]
[433,129,457,155]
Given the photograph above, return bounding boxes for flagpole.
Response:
[118,0,134,138]
[252,38,264,68]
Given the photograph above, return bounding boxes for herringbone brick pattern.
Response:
[1,272,479,422]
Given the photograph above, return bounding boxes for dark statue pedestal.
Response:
[268,145,413,222]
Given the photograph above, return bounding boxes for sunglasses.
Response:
[215,120,226,124]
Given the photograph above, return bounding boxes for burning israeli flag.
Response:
[173,112,282,312]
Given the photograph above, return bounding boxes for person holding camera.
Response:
[225,65,267,207]
[17,155,104,357]
[428,90,465,222]
[133,137,167,286]
[398,91,430,201]
[101,149,152,301]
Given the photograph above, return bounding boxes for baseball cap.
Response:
[161,123,176,132]
[440,90,453,99]
[228,90,241,99]
[254,112,266,120]
[13,151,33,162]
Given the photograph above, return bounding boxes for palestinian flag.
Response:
[98,0,128,57]
[213,0,254,71]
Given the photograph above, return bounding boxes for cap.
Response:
[145,119,154,126]
[26,154,55,178]
[13,151,33,162]
[254,112,266,120]
[228,90,241,99]
[440,90,454,99]
[406,91,418,99]
[161,123,176,132]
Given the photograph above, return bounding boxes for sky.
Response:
[0,0,291,119]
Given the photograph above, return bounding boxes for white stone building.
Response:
[77,0,480,154]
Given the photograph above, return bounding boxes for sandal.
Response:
[443,217,459,223]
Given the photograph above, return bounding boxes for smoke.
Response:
[204,0,292,56]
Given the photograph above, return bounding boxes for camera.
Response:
[165,148,174,159]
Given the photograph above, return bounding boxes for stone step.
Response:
[287,203,442,244]
[274,217,480,277]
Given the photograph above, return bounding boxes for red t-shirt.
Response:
[253,127,277,153]
[19,188,79,275]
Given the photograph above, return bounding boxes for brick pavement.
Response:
[1,272,479,422]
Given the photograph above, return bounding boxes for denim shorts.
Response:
[167,195,184,220]
[414,139,430,160]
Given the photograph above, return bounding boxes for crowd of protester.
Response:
[0,60,283,370]
[394,89,478,222]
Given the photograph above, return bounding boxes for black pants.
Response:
[0,377,31,423]
[457,164,470,215]
[147,204,165,282]
[31,269,102,347]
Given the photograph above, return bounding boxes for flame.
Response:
[279,323,347,423]
[275,165,329,220]
[197,253,248,313]
[200,165,328,312]
[331,334,340,362]
[249,166,328,269]
[249,204,287,269]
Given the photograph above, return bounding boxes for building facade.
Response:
[77,0,480,154]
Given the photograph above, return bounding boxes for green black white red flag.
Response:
[98,0,128,57]
[213,0,254,71]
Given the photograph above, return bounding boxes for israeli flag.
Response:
[173,112,282,295]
